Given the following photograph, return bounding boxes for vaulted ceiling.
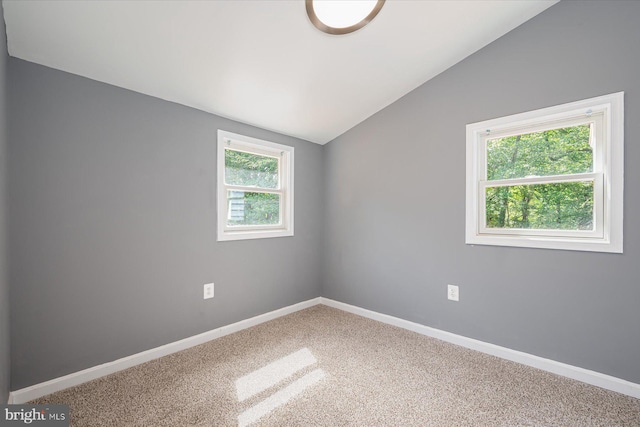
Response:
[3,0,557,144]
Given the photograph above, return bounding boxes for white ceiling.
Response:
[3,0,557,145]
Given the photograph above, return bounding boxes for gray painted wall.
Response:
[323,1,640,383]
[0,2,10,404]
[8,59,324,389]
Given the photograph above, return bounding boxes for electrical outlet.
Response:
[204,283,214,300]
[447,284,459,302]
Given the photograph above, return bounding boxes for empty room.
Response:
[0,0,639,426]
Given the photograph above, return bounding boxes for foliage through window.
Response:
[466,93,624,252]
[485,125,594,231]
[217,130,294,241]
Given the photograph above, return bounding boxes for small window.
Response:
[466,92,623,252]
[217,130,294,241]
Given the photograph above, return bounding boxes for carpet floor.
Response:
[31,305,640,426]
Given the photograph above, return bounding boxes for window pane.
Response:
[225,149,279,189]
[485,181,594,230]
[227,191,280,226]
[487,124,593,180]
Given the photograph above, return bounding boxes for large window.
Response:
[466,92,623,252]
[217,130,294,241]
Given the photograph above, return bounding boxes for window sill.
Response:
[217,228,294,242]
[466,233,621,253]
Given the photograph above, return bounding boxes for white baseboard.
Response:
[9,296,640,404]
[8,297,322,404]
[320,297,640,399]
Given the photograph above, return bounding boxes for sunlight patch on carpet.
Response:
[235,348,317,402]
[237,368,326,427]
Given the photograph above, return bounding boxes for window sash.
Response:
[223,187,285,231]
[479,112,603,143]
[479,113,604,183]
[478,172,603,238]
[224,147,282,190]
[224,184,284,195]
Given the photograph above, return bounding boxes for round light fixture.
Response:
[306,0,385,35]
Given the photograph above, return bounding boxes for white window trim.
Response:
[465,92,624,253]
[217,130,294,242]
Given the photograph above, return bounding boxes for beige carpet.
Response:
[31,305,640,426]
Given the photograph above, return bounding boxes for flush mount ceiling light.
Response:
[306,0,385,35]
